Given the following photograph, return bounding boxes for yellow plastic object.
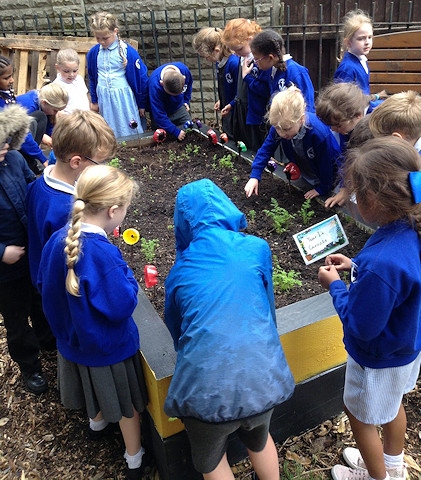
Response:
[122,228,140,245]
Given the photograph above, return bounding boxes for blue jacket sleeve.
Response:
[19,132,47,162]
[125,45,149,110]
[249,126,280,180]
[87,45,99,104]
[149,85,181,138]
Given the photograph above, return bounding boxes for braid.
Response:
[64,199,85,296]
[117,32,127,67]
[0,55,16,104]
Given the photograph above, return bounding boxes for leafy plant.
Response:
[232,175,238,185]
[248,209,256,223]
[108,157,121,168]
[218,153,234,169]
[272,255,302,293]
[140,238,160,263]
[298,199,315,226]
[263,198,295,234]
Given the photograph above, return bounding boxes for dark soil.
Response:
[113,129,371,318]
[1,130,420,480]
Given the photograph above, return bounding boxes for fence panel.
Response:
[0,1,420,125]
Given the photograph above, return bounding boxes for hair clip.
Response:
[408,172,421,204]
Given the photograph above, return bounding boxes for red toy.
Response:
[153,129,167,143]
[219,133,229,144]
[283,162,301,181]
[144,265,158,288]
[207,129,218,145]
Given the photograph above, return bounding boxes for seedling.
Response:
[108,157,121,169]
[298,199,315,226]
[218,153,234,170]
[272,255,302,293]
[263,198,295,234]
[248,209,256,223]
[141,238,160,263]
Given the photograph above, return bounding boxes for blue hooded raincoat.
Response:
[164,179,295,423]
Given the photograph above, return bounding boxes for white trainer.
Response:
[342,448,407,480]
[331,465,371,480]
[343,447,367,470]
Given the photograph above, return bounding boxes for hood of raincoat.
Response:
[173,178,247,256]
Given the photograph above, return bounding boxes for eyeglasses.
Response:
[84,155,100,165]
[253,55,268,63]
[67,155,101,165]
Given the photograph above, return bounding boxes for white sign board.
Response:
[293,214,349,265]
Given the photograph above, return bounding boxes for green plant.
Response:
[107,157,121,168]
[298,199,315,226]
[218,153,234,169]
[272,255,302,293]
[168,149,178,162]
[232,175,238,185]
[263,198,295,234]
[130,157,135,163]
[120,140,127,147]
[140,238,160,263]
[248,209,256,223]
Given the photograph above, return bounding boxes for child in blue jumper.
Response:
[334,9,386,104]
[221,18,272,152]
[26,110,117,288]
[0,104,55,395]
[192,27,240,140]
[250,29,315,112]
[0,55,50,174]
[16,83,68,150]
[148,62,193,141]
[318,136,421,480]
[244,86,340,200]
[38,165,148,480]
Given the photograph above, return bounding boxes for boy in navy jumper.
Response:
[318,137,421,480]
[0,104,55,394]
[26,110,117,288]
[148,62,193,141]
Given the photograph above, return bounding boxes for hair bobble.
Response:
[408,172,421,204]
[75,198,86,203]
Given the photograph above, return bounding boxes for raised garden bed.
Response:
[113,130,371,317]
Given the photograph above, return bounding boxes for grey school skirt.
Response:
[57,351,148,423]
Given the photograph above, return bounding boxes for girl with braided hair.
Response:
[38,165,149,480]
[250,29,315,112]
[318,136,421,480]
[87,12,149,139]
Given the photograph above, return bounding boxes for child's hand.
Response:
[304,188,320,200]
[318,265,340,289]
[325,188,347,208]
[325,254,351,271]
[2,245,25,265]
[244,178,259,197]
[139,108,146,117]
[42,134,53,148]
[221,104,232,117]
[178,130,186,141]
[184,103,190,112]
[214,100,220,111]
[90,103,99,113]
[242,59,253,78]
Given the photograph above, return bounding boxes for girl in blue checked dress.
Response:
[87,12,148,139]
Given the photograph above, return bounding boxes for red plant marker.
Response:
[283,162,301,181]
[113,225,120,237]
[153,129,167,143]
[220,133,229,144]
[207,129,218,145]
[144,265,158,288]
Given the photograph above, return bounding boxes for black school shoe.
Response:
[23,371,48,394]
[87,422,118,440]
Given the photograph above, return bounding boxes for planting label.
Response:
[293,214,349,265]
